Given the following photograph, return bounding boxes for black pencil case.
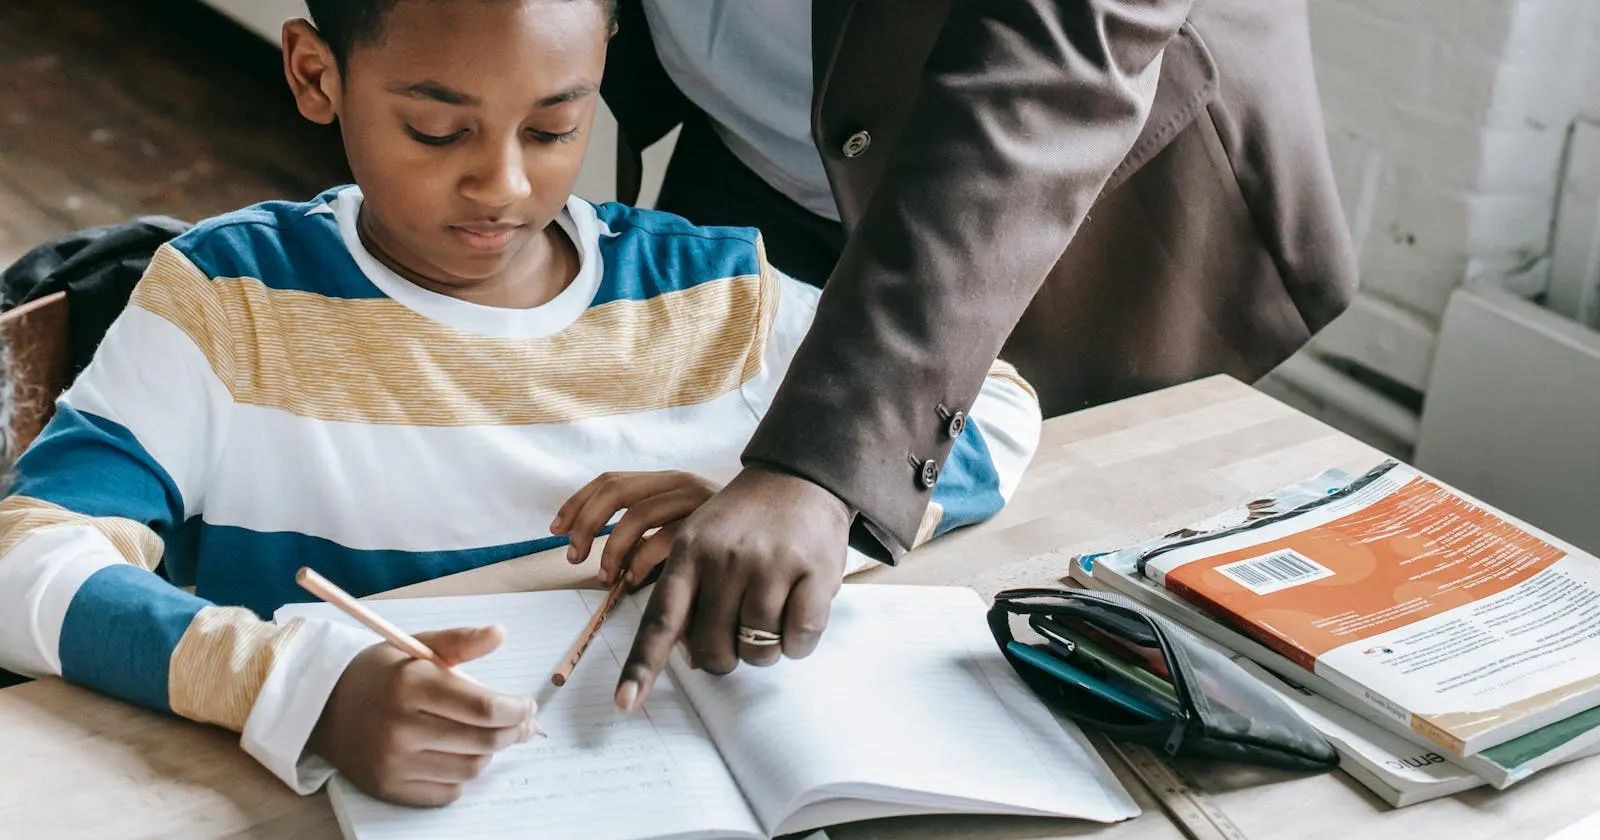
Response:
[988,587,1339,772]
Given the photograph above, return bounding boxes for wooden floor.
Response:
[0,0,350,269]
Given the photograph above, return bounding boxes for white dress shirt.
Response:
[641,0,840,221]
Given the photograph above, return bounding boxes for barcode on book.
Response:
[1215,549,1333,595]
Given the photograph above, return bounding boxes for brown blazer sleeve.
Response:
[741,0,1197,562]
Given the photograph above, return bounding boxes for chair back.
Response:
[0,291,71,458]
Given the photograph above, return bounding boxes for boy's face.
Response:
[295,1,609,289]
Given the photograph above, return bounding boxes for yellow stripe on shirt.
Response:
[138,245,240,392]
[134,243,780,427]
[168,607,305,731]
[746,235,780,382]
[986,358,1039,405]
[913,500,945,549]
[0,495,164,570]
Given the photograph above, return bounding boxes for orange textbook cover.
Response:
[1140,461,1600,757]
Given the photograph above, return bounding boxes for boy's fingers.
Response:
[598,491,701,583]
[554,473,635,547]
[412,714,529,754]
[562,497,617,566]
[390,780,465,809]
[594,503,654,582]
[409,749,495,784]
[412,625,505,666]
[419,678,541,729]
[563,476,651,564]
[547,473,601,534]
[561,473,705,563]
[617,557,697,711]
[622,527,675,587]
[404,628,538,730]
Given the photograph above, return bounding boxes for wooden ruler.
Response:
[1104,739,1250,840]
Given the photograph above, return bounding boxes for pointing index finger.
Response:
[616,554,698,711]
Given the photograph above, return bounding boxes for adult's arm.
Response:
[741,0,1196,560]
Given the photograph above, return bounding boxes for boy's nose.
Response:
[462,138,533,208]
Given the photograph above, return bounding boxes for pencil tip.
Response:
[551,673,566,687]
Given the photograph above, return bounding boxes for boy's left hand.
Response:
[551,470,721,587]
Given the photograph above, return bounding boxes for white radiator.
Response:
[1413,283,1600,556]
[1549,118,1600,331]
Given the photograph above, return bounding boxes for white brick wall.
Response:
[1304,0,1600,392]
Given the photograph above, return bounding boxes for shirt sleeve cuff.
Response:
[240,618,378,794]
[847,515,907,565]
[844,547,880,577]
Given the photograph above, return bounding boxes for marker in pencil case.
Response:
[1057,616,1173,680]
[1030,614,1178,705]
[1005,641,1178,724]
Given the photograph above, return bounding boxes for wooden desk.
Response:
[3,375,1597,839]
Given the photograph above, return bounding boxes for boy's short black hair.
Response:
[305,0,619,68]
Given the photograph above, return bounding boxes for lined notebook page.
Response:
[669,585,1140,837]
[277,590,762,840]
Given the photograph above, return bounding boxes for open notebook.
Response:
[276,584,1138,840]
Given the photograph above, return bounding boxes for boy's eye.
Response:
[406,126,468,147]
[528,128,581,144]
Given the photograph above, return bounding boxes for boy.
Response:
[0,0,1041,809]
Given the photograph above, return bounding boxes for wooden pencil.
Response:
[551,576,629,687]
[295,567,444,665]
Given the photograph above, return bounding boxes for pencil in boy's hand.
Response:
[293,566,547,736]
[551,576,629,687]
[295,567,442,663]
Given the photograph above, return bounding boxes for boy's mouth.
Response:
[451,221,526,251]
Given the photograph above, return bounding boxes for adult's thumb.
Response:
[413,625,506,667]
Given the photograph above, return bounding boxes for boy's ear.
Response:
[282,19,342,125]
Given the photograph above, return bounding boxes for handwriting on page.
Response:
[280,591,761,840]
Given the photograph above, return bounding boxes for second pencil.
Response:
[551,577,629,686]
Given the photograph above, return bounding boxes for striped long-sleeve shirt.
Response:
[0,186,1041,793]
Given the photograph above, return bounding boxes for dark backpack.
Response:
[1,216,191,382]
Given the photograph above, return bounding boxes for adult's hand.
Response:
[613,466,852,711]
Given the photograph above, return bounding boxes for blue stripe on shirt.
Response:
[184,524,582,619]
[58,564,207,713]
[170,188,385,300]
[590,202,763,307]
[929,423,1006,539]
[10,403,185,534]
[170,192,768,308]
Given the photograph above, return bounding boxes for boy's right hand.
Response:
[307,625,541,807]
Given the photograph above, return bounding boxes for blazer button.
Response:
[946,411,967,440]
[919,458,940,490]
[842,130,872,158]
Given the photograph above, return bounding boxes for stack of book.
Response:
[1064,459,1600,807]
